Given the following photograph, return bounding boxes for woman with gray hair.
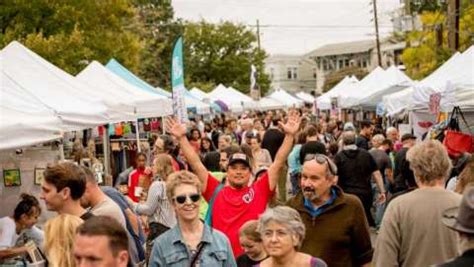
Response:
[256,206,327,267]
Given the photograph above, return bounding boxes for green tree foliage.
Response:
[322,66,368,93]
[183,20,271,95]
[132,0,183,89]
[401,1,474,79]
[0,0,142,74]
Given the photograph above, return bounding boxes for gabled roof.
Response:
[305,39,376,58]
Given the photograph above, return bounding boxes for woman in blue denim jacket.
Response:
[148,171,236,267]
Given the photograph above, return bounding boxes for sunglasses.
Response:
[173,193,201,204]
[304,153,337,175]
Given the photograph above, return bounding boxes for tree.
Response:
[0,0,142,75]
[132,0,184,89]
[183,20,271,95]
[401,1,474,79]
[322,66,369,93]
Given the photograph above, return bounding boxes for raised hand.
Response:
[165,116,187,139]
[279,109,301,136]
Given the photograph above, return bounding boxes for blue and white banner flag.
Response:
[171,36,188,123]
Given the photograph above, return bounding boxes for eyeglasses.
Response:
[173,193,201,204]
[262,229,291,240]
[303,153,337,176]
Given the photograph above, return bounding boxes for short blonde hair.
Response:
[45,214,83,267]
[166,171,202,201]
[406,140,452,184]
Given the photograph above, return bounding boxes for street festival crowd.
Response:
[1,108,474,267]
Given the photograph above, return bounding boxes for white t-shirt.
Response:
[90,196,126,227]
[0,217,19,249]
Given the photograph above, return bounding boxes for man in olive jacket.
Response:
[286,154,373,267]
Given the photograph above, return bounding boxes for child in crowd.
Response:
[237,220,268,267]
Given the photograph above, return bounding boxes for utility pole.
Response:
[256,19,261,51]
[447,0,460,52]
[372,0,382,67]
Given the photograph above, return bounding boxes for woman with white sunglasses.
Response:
[148,171,236,267]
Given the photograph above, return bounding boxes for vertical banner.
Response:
[429,93,441,115]
[171,36,188,123]
[250,64,261,100]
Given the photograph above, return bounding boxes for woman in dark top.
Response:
[200,136,216,160]
[236,220,267,267]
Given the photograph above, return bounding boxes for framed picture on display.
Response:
[34,168,46,186]
[3,169,21,187]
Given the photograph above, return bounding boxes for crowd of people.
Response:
[1,107,474,267]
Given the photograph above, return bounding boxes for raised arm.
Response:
[165,117,209,189]
[267,110,301,190]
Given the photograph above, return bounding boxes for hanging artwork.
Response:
[3,169,21,187]
[34,168,46,186]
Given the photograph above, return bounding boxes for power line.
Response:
[247,24,392,29]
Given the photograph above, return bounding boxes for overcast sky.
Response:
[173,0,402,55]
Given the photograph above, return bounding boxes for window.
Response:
[338,59,344,69]
[362,60,368,68]
[345,59,350,67]
[323,59,328,71]
[287,67,298,80]
[313,68,317,79]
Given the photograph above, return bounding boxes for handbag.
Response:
[443,106,473,157]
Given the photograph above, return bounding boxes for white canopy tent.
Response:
[268,89,304,108]
[316,76,359,110]
[295,91,315,104]
[257,97,286,111]
[207,84,244,113]
[351,66,414,109]
[339,67,386,109]
[76,61,173,120]
[226,87,258,109]
[154,87,211,115]
[382,87,415,116]
[189,87,209,101]
[1,41,111,129]
[0,71,64,149]
[412,46,474,112]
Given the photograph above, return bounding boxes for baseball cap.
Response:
[228,153,251,168]
[401,133,417,142]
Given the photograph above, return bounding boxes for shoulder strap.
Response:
[455,106,473,134]
[189,242,205,267]
[204,182,225,226]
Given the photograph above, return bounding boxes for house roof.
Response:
[305,39,376,58]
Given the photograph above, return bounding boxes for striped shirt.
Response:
[134,179,176,228]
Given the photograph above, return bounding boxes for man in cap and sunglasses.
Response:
[287,153,373,267]
[166,110,301,258]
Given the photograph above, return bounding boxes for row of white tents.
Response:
[317,45,474,117]
[0,41,314,150]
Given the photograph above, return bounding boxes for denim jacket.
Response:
[148,223,237,267]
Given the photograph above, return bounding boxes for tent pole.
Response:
[136,119,141,153]
[102,125,111,176]
[161,117,166,134]
[59,138,65,161]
